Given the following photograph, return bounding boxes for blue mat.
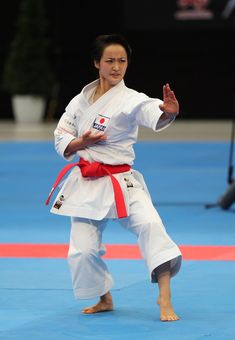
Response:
[0,260,235,339]
[0,141,235,339]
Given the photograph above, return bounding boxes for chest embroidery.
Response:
[92,114,110,132]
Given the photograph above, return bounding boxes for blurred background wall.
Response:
[0,0,234,121]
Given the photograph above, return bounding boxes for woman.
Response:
[46,34,182,321]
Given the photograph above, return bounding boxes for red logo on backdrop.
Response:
[99,118,105,124]
[175,0,213,20]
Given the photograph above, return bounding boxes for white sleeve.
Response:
[134,99,175,131]
[54,97,79,161]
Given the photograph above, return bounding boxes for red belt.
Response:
[45,158,131,218]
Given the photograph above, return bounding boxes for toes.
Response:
[160,314,180,322]
[82,307,95,314]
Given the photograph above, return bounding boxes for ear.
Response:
[94,60,100,70]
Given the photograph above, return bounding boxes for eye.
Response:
[120,58,126,63]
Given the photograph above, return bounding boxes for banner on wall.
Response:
[174,0,213,20]
[174,0,235,20]
[123,0,235,30]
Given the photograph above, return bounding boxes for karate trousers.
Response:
[67,176,182,300]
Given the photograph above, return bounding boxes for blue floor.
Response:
[0,141,235,339]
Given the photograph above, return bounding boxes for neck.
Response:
[98,78,113,95]
[93,79,113,102]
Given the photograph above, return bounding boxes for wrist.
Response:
[64,137,85,156]
[76,136,85,150]
[161,111,178,120]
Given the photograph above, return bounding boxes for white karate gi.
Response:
[50,79,182,299]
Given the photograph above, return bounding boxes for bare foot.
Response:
[157,297,180,322]
[82,292,113,314]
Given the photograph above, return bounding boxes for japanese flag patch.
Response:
[92,114,110,132]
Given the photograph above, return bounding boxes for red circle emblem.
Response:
[99,118,105,124]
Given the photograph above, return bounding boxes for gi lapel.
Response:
[77,80,126,135]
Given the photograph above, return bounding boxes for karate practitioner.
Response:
[46,34,182,321]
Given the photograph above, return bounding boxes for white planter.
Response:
[12,95,46,124]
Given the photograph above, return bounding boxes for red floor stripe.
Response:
[0,244,235,260]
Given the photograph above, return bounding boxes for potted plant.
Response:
[2,0,54,123]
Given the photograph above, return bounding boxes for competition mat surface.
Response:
[0,141,235,340]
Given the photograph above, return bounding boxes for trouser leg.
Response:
[68,217,113,299]
[119,185,182,282]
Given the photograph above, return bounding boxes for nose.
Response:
[112,62,119,71]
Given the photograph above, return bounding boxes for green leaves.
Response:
[2,0,54,96]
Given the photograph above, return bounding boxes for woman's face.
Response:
[94,44,128,88]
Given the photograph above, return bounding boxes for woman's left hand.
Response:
[159,83,179,119]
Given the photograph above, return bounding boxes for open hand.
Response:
[64,130,107,156]
[159,84,179,119]
[81,130,107,147]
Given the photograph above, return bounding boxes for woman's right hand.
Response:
[64,130,107,156]
[81,130,107,147]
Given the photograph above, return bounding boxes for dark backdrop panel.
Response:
[125,28,235,119]
[0,0,234,120]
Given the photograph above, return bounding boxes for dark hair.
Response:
[91,34,132,64]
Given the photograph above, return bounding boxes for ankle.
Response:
[100,292,112,303]
[157,294,172,307]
